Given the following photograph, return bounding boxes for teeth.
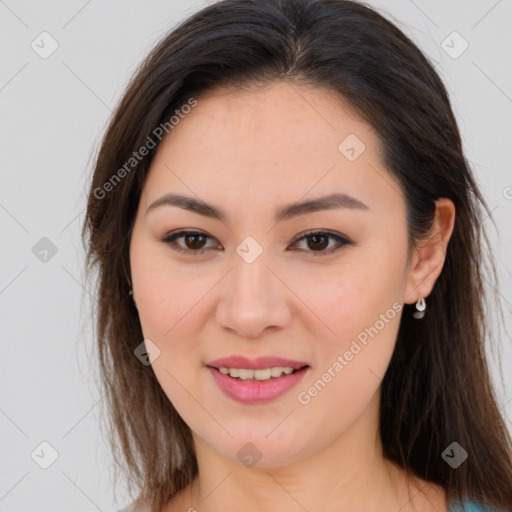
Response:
[238,368,254,380]
[217,366,300,380]
[270,367,283,377]
[254,369,271,380]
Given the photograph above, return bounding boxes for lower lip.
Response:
[207,366,310,404]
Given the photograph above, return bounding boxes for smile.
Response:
[206,363,310,404]
[217,366,303,381]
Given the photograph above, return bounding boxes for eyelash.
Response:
[160,229,352,257]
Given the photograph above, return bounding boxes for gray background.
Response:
[1,1,511,511]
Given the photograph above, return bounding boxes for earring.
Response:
[413,297,426,319]
[129,289,137,309]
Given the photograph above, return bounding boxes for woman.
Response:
[82,0,512,510]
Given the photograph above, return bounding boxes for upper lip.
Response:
[206,355,310,370]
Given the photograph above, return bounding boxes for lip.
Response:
[206,355,310,404]
[206,355,309,370]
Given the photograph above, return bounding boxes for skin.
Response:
[129,81,455,512]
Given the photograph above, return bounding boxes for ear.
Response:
[404,198,456,304]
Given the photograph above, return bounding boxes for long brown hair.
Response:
[81,1,512,510]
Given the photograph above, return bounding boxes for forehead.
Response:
[165,81,373,154]
[141,81,401,218]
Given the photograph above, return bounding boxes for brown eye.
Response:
[183,233,208,250]
[161,230,219,254]
[306,234,329,251]
[292,231,351,255]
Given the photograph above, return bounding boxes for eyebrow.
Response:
[146,192,369,222]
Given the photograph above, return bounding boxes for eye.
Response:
[290,230,351,256]
[160,229,352,256]
[160,230,220,255]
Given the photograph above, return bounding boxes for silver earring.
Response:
[413,297,426,319]
[129,289,133,296]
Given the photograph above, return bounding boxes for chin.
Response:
[209,434,312,469]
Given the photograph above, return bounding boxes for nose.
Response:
[215,253,292,339]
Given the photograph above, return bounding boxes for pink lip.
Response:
[206,355,310,404]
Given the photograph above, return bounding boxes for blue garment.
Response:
[449,498,510,511]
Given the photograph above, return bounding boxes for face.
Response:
[129,81,414,467]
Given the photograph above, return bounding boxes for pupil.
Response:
[308,235,328,251]
[186,234,206,249]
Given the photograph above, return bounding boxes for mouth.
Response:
[207,365,310,381]
[205,355,311,404]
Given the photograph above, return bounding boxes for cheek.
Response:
[296,258,403,346]
[131,247,213,403]
[290,276,402,449]
[291,249,405,403]
[132,244,212,341]
[308,280,402,383]
[133,260,212,428]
